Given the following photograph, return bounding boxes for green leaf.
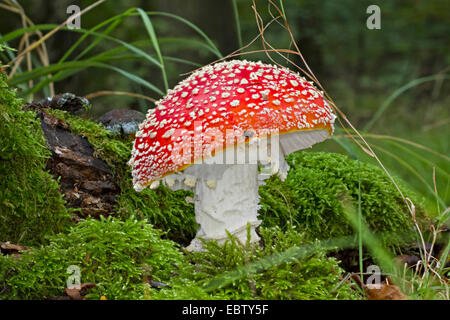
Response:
[137,8,168,93]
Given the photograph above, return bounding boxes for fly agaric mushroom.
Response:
[129,60,336,251]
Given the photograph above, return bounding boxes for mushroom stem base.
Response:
[186,164,261,251]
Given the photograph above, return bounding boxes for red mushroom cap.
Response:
[129,60,336,191]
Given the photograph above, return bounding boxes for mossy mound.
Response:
[150,226,360,300]
[0,73,71,245]
[259,151,425,246]
[0,217,186,299]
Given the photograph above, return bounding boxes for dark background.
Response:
[1,1,448,123]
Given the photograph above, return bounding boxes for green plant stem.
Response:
[232,0,243,49]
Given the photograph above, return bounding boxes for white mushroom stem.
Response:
[188,163,261,251]
[163,135,282,251]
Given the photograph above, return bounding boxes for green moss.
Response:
[0,73,71,245]
[150,226,360,300]
[0,217,186,300]
[116,183,197,244]
[45,108,197,243]
[259,152,425,246]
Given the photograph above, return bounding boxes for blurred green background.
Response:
[0,0,448,213]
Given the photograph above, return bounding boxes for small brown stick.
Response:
[84,90,156,103]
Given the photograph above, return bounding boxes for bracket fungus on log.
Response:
[129,60,336,251]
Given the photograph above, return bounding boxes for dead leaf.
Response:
[364,282,408,300]
[65,282,97,300]
[0,241,27,257]
[65,287,82,300]
[350,273,408,300]
[395,254,420,267]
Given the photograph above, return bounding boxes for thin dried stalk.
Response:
[84,90,157,103]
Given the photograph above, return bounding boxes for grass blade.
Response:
[10,60,164,96]
[232,0,243,48]
[1,24,162,68]
[369,143,447,209]
[145,11,222,58]
[364,74,450,132]
[203,236,357,291]
[136,8,168,93]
